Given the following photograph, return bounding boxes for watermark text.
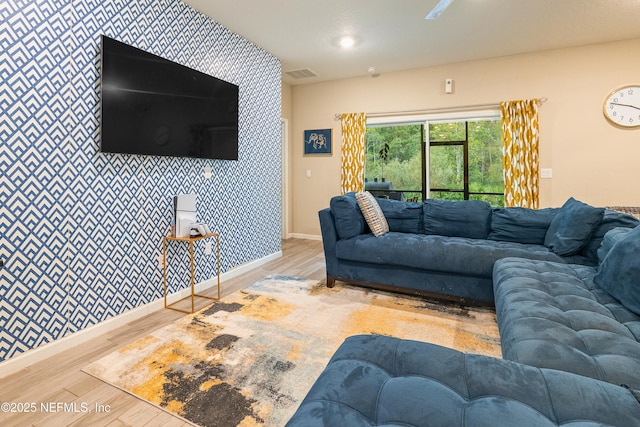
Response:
[1,401,111,414]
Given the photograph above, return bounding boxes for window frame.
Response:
[366,109,501,202]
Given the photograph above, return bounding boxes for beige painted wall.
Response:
[289,38,640,236]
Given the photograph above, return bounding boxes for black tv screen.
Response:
[100,35,239,160]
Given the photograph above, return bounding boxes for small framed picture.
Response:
[304,129,332,155]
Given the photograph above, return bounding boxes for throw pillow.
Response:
[376,197,423,234]
[423,199,492,239]
[355,191,389,237]
[579,209,640,261]
[544,197,604,256]
[330,194,367,240]
[594,225,640,315]
[597,227,632,265]
[488,207,558,245]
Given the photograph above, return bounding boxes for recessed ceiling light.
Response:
[339,36,355,49]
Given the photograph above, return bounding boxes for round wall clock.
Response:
[603,85,640,128]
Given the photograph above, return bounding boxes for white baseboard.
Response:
[0,250,283,379]
[289,233,322,241]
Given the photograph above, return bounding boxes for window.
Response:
[365,123,424,202]
[365,111,504,206]
[428,119,504,206]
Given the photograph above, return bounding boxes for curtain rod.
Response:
[334,97,548,121]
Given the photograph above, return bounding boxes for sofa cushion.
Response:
[488,207,557,245]
[336,232,584,278]
[544,197,604,256]
[580,209,640,261]
[494,257,640,389]
[286,335,640,427]
[597,227,633,265]
[355,191,389,236]
[376,197,423,233]
[423,199,492,239]
[329,194,367,240]
[594,224,640,316]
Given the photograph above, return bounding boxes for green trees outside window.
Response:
[365,119,504,206]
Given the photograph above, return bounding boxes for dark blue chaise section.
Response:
[494,223,640,389]
[286,335,640,427]
[494,257,640,389]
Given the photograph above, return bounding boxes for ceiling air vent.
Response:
[284,68,318,79]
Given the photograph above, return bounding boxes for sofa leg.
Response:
[326,276,336,288]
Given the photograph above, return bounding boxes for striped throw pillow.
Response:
[355,191,389,237]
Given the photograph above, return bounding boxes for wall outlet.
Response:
[306,169,312,178]
[157,253,165,269]
[540,168,553,179]
[205,242,212,255]
[204,165,212,179]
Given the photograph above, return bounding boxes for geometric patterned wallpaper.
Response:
[1,0,282,362]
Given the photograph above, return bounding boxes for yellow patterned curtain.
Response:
[500,99,540,209]
[340,112,367,194]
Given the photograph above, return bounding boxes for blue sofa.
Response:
[493,225,640,389]
[288,197,640,426]
[320,194,637,305]
[287,335,640,427]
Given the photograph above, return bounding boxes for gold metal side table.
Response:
[163,233,220,314]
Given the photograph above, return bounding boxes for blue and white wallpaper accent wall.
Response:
[1,0,282,362]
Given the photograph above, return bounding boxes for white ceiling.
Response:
[183,0,640,85]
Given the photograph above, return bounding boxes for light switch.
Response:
[540,168,553,179]
[306,169,312,178]
[205,242,212,255]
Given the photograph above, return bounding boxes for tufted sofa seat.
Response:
[494,256,640,389]
[336,232,580,278]
[286,334,640,427]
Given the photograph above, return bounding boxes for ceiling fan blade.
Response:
[425,0,455,20]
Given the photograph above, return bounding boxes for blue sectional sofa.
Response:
[288,195,640,426]
[493,225,640,389]
[287,335,640,427]
[320,194,637,304]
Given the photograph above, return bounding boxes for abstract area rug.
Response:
[83,275,500,427]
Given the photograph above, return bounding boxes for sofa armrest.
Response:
[318,208,339,286]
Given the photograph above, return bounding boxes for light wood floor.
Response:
[0,238,325,427]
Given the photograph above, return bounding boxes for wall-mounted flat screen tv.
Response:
[100,35,239,160]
